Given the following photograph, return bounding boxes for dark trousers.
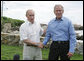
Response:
[48,41,70,60]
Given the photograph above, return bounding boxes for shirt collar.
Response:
[25,20,36,25]
[55,16,64,21]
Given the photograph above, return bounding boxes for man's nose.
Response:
[31,16,34,18]
[57,11,60,13]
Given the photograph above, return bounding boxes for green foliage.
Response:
[76,35,83,40]
[1,16,25,28]
[79,26,83,30]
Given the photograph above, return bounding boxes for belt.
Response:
[26,44,37,47]
[53,41,69,44]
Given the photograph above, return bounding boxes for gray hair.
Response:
[26,9,34,16]
[54,4,64,11]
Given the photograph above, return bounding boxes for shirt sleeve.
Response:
[40,25,44,36]
[43,24,51,45]
[19,25,28,42]
[68,21,77,53]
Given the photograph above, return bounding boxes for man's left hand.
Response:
[67,52,73,58]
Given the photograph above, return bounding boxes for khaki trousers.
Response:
[23,45,42,60]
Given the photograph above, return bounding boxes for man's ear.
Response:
[54,10,55,14]
[26,15,27,17]
[62,10,64,14]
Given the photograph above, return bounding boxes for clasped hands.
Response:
[36,42,44,48]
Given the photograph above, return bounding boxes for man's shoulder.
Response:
[62,17,71,22]
[20,22,26,29]
[62,17,73,26]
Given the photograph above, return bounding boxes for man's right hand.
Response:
[37,42,43,48]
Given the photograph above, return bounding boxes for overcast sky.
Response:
[1,1,83,25]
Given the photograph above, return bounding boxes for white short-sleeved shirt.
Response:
[19,20,43,44]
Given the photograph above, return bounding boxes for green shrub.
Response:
[79,26,83,30]
[1,16,25,29]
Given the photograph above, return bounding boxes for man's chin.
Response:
[56,17,62,19]
[31,20,34,23]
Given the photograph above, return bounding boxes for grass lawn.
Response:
[1,44,83,60]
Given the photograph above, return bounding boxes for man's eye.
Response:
[56,10,61,12]
[29,15,34,16]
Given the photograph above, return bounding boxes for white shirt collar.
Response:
[25,20,36,25]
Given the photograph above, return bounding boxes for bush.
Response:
[76,35,83,40]
[79,26,83,30]
[1,16,25,29]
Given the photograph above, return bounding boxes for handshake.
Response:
[36,42,44,48]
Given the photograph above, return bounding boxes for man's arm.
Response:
[23,39,43,48]
[68,21,77,57]
[43,25,51,45]
[68,21,77,53]
[20,25,43,48]
[23,39,38,46]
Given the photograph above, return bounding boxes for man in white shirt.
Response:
[19,9,44,60]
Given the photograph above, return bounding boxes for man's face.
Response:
[54,6,64,19]
[26,10,35,23]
